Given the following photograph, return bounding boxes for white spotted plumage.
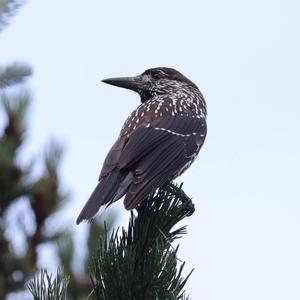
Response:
[120,81,206,139]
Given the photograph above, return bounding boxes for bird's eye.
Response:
[152,72,162,80]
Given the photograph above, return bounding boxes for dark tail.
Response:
[76,169,123,224]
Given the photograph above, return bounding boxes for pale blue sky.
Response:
[1,0,300,299]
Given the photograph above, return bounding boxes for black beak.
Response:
[102,75,144,92]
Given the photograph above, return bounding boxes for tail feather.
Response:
[76,169,123,224]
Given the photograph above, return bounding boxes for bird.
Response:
[76,67,207,224]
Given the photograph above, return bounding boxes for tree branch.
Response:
[0,63,32,88]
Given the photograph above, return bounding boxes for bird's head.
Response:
[102,67,198,102]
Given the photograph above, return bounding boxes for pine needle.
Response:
[27,268,69,300]
[90,182,194,300]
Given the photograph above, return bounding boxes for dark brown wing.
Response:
[119,115,205,168]
[99,136,127,178]
[118,115,206,209]
[99,114,195,176]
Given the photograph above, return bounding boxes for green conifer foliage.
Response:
[91,183,194,300]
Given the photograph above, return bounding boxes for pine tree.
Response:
[0,65,69,297]
[0,2,114,299]
[28,183,195,300]
[91,182,194,300]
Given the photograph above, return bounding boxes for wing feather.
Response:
[124,138,187,209]
[121,115,206,209]
[98,114,206,210]
[119,115,205,169]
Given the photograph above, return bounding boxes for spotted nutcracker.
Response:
[76,67,207,224]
